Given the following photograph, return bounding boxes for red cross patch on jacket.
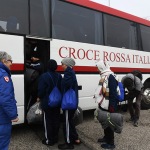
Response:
[4,76,9,82]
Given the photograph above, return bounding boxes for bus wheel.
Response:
[141,83,150,109]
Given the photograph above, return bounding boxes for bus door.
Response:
[25,38,50,119]
[0,33,25,124]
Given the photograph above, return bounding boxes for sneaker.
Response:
[97,137,106,143]
[42,140,55,146]
[133,121,138,127]
[58,143,74,149]
[101,143,115,149]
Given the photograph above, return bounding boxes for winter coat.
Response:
[0,62,18,124]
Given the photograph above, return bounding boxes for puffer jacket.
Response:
[121,73,143,91]
[0,62,18,124]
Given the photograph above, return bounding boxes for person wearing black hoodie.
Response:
[38,59,62,146]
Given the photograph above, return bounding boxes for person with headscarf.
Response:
[121,71,143,127]
[0,51,19,150]
[38,59,62,146]
[58,57,80,150]
[94,60,118,149]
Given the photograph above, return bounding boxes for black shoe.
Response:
[101,143,115,149]
[42,140,55,146]
[58,143,74,149]
[97,137,106,143]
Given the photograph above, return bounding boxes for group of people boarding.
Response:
[0,50,143,150]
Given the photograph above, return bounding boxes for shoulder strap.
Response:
[48,73,59,86]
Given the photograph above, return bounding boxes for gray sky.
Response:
[90,0,150,20]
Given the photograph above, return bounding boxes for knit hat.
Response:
[61,57,75,67]
[0,51,12,62]
[47,59,57,71]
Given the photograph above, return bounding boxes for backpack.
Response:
[48,73,62,107]
[113,74,125,102]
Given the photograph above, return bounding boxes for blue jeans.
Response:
[0,123,12,150]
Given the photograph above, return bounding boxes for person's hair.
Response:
[0,51,12,62]
[123,78,133,88]
[47,59,57,71]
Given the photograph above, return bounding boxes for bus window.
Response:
[0,0,28,34]
[104,14,138,50]
[140,25,150,52]
[30,0,50,38]
[52,0,103,45]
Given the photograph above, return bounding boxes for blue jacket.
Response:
[61,67,79,109]
[0,62,18,124]
[38,71,62,110]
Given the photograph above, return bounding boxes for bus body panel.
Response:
[50,39,150,73]
[76,74,99,110]
[12,75,24,106]
[0,34,24,64]
[50,39,150,110]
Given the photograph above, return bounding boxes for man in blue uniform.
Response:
[0,51,18,150]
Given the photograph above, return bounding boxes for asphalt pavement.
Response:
[76,109,150,150]
[9,109,150,150]
[9,121,90,150]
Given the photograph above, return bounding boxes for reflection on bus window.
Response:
[52,0,104,45]
[30,0,50,37]
[6,16,19,33]
[104,14,138,50]
[140,25,150,52]
[0,0,28,34]
[0,26,5,32]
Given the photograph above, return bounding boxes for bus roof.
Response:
[66,0,150,27]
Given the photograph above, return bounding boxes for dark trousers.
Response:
[104,127,114,145]
[62,110,78,144]
[43,107,60,143]
[127,90,142,120]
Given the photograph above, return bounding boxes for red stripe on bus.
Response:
[10,64,24,71]
[66,0,150,27]
[57,65,150,73]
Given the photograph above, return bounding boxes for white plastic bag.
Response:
[27,102,43,124]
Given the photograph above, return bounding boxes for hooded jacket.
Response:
[121,73,143,91]
[38,71,62,110]
[61,67,79,109]
[95,60,118,112]
[0,62,18,124]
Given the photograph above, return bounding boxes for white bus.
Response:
[0,0,150,124]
